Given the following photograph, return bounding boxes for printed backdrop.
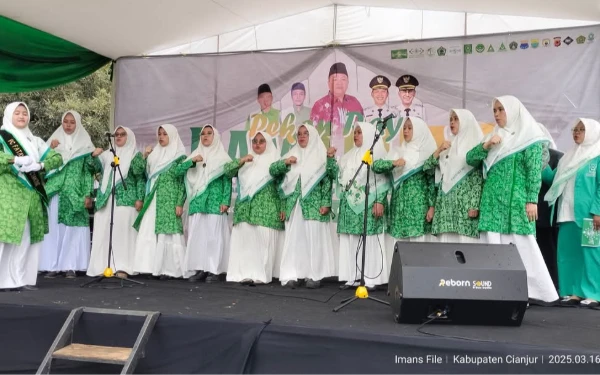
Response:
[115,25,600,157]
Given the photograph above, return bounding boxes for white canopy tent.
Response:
[1,0,599,59]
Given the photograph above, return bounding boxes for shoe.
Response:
[580,299,599,308]
[305,279,320,289]
[65,271,76,279]
[115,272,128,279]
[240,279,254,286]
[205,274,219,283]
[44,271,59,279]
[20,285,38,291]
[559,296,581,306]
[188,271,208,282]
[283,280,298,289]
[159,275,171,280]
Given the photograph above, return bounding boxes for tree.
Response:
[0,64,112,148]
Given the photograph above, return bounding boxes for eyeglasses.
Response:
[252,139,266,145]
[114,132,127,137]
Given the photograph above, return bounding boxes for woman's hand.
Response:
[135,200,143,212]
[468,209,479,218]
[220,205,229,214]
[426,207,435,222]
[483,135,502,150]
[192,154,203,163]
[372,203,384,218]
[285,156,297,165]
[593,215,600,231]
[319,207,330,215]
[434,141,451,159]
[50,139,60,149]
[92,148,103,157]
[393,158,406,167]
[327,147,337,158]
[175,206,183,217]
[526,203,538,222]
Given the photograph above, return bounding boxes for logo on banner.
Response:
[564,36,574,45]
[475,43,485,53]
[589,33,595,43]
[576,35,586,44]
[464,44,473,54]
[391,49,408,59]
[449,46,462,55]
[520,40,529,49]
[437,46,446,56]
[427,47,436,57]
[554,37,562,47]
[488,44,495,52]
[542,38,551,47]
[409,48,424,58]
[509,41,518,50]
[499,42,507,51]
[531,39,540,48]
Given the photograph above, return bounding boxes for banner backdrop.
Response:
[115,25,600,157]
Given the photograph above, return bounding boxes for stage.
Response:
[1,276,599,374]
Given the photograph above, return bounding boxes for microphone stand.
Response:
[81,133,144,288]
[333,115,391,312]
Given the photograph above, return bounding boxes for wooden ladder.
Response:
[37,307,160,374]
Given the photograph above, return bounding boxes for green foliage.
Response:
[0,64,111,148]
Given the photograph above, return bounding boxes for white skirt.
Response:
[184,213,230,275]
[226,223,283,283]
[483,232,559,303]
[436,233,481,244]
[133,198,189,278]
[0,221,40,289]
[87,205,138,276]
[278,203,335,284]
[338,233,388,287]
[39,196,90,272]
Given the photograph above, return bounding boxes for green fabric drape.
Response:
[0,15,111,93]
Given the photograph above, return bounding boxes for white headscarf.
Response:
[47,110,95,166]
[338,122,391,214]
[544,118,600,206]
[238,131,280,200]
[147,124,186,191]
[185,125,232,199]
[98,126,138,194]
[1,102,48,162]
[387,117,437,188]
[483,96,548,178]
[280,125,327,198]
[437,109,484,194]
[538,122,557,150]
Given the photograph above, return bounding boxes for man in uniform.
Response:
[394,74,427,121]
[245,83,281,130]
[364,75,397,125]
[281,82,311,125]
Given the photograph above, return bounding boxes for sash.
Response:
[0,130,49,205]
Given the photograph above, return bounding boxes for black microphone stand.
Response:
[333,115,392,312]
[81,133,144,288]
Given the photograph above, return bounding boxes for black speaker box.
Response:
[388,241,528,326]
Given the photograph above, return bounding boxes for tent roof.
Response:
[2,0,600,59]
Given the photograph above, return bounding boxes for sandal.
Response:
[580,299,599,308]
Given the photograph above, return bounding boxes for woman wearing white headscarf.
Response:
[40,110,98,279]
[544,119,600,308]
[373,117,437,257]
[181,125,232,283]
[269,125,337,289]
[86,126,146,278]
[424,109,484,243]
[225,131,285,285]
[0,102,62,290]
[466,95,558,303]
[336,122,391,290]
[133,124,189,279]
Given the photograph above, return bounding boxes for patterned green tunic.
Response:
[269,158,336,222]
[88,152,147,210]
[466,143,543,235]
[133,156,187,235]
[334,160,389,236]
[225,159,284,230]
[372,160,435,238]
[0,147,62,244]
[45,155,95,227]
[423,155,484,238]
[178,160,232,216]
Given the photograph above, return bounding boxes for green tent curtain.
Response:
[0,15,111,93]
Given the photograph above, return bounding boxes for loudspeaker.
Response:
[388,241,528,326]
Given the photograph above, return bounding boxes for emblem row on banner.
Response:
[391,32,595,59]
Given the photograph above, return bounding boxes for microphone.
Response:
[377,113,396,129]
[104,132,115,137]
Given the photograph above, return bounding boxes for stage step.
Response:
[53,344,132,364]
[36,307,160,374]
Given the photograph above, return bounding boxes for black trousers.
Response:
[536,225,559,288]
